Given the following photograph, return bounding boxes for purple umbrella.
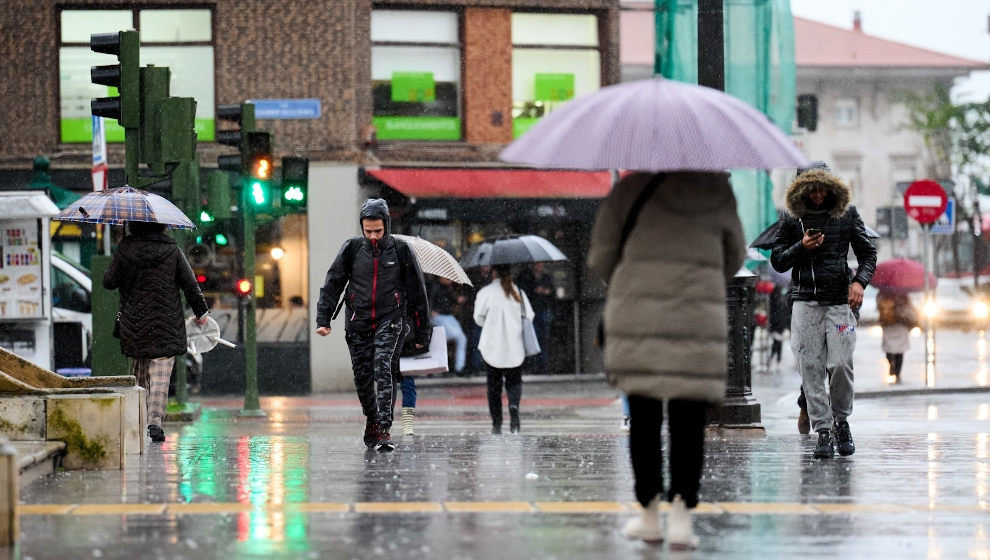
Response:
[500,78,807,172]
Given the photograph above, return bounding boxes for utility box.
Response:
[0,193,60,370]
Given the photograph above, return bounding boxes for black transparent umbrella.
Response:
[460,234,567,268]
[750,220,880,250]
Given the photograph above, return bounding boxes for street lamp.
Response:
[270,246,285,260]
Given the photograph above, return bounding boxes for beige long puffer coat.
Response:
[587,171,746,402]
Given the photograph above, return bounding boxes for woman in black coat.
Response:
[104,221,209,442]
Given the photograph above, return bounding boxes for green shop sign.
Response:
[391,72,436,103]
[61,118,215,143]
[373,117,461,141]
[534,73,575,102]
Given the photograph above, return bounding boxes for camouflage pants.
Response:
[345,317,406,431]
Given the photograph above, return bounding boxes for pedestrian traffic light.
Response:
[205,171,232,220]
[90,30,140,128]
[245,132,273,209]
[235,278,252,298]
[281,156,308,210]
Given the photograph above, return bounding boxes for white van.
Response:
[50,252,92,371]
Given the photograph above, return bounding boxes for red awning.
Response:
[366,168,613,199]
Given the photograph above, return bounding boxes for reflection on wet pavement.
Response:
[9,381,990,559]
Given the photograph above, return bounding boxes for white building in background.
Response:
[620,7,987,262]
[792,14,986,262]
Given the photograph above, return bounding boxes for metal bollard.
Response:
[708,269,764,429]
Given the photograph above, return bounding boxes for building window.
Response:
[834,98,859,128]
[59,8,215,143]
[511,13,601,138]
[371,10,462,141]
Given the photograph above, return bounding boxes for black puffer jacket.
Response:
[770,168,877,305]
[103,233,209,358]
[316,199,432,347]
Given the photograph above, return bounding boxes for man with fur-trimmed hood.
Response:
[771,162,876,459]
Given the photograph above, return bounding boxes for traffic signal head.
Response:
[215,103,255,147]
[281,156,309,209]
[90,30,140,128]
[235,278,252,297]
[245,132,272,181]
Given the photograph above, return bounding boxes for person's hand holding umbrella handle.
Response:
[802,229,823,250]
[194,313,209,326]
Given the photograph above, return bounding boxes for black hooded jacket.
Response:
[103,233,209,358]
[770,168,877,305]
[316,199,432,347]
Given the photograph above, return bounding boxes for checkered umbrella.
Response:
[55,186,195,229]
[394,235,472,286]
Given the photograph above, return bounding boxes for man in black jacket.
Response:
[316,199,431,451]
[104,221,210,443]
[771,163,876,459]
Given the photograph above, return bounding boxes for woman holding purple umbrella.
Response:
[588,171,745,548]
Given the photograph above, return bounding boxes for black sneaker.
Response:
[148,425,166,442]
[492,424,502,435]
[813,429,834,459]
[375,430,395,452]
[363,417,379,448]
[834,421,855,456]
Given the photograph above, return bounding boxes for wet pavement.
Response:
[7,328,990,559]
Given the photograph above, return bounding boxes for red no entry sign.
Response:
[903,180,948,225]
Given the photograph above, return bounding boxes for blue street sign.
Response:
[248,98,321,120]
[931,199,955,235]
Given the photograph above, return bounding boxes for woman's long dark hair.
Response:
[493,264,520,302]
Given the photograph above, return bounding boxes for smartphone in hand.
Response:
[806,228,821,236]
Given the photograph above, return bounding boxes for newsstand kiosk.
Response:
[0,192,60,370]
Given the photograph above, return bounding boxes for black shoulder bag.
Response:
[596,173,665,347]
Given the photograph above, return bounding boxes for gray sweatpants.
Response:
[791,301,856,433]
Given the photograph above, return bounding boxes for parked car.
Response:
[50,252,92,371]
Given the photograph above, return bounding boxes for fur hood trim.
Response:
[784,168,851,219]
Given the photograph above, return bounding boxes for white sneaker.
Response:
[667,495,700,550]
[622,497,663,542]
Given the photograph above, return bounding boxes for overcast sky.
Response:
[790,0,990,101]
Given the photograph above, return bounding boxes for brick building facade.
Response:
[1,0,621,392]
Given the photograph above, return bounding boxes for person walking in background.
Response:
[877,291,918,384]
[473,264,534,435]
[771,164,877,459]
[588,171,745,548]
[516,262,555,373]
[315,198,432,452]
[104,221,210,443]
[428,276,468,374]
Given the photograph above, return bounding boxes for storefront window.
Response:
[59,8,215,143]
[511,13,601,138]
[371,10,461,141]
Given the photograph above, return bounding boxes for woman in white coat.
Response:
[473,264,535,434]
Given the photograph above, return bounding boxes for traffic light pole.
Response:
[240,183,264,416]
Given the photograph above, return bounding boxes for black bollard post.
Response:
[708,269,764,430]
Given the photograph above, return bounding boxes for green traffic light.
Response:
[283,185,305,203]
[200,210,214,222]
[215,233,228,246]
[249,180,269,206]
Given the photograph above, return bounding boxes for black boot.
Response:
[509,405,520,434]
[834,420,855,456]
[148,425,166,442]
[813,429,834,459]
